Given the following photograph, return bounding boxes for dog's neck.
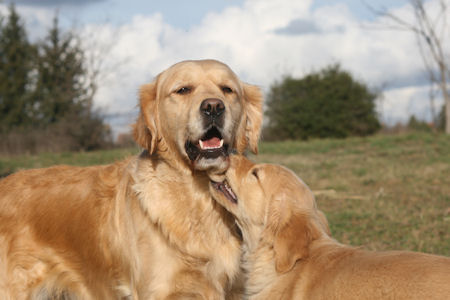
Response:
[139,149,196,177]
[130,153,241,282]
[237,222,264,254]
[239,226,280,299]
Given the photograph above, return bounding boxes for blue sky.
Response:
[11,0,246,28]
[10,0,410,26]
[2,0,446,135]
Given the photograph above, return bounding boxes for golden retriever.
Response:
[0,60,263,299]
[209,155,450,300]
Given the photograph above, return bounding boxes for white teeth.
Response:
[199,139,224,150]
[225,183,237,200]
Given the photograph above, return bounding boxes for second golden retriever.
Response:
[0,60,262,299]
[210,156,450,300]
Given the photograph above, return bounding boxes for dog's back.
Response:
[292,242,450,300]
[0,161,135,299]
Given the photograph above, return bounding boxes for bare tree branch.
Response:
[366,0,450,133]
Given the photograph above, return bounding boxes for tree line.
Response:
[263,62,446,141]
[1,4,445,155]
[0,4,112,154]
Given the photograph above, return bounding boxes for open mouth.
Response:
[185,126,229,162]
[211,180,238,204]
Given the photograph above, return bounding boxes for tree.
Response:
[408,115,433,132]
[264,64,381,140]
[368,0,450,133]
[32,16,111,150]
[33,16,90,125]
[0,8,112,153]
[436,104,446,131]
[0,4,34,131]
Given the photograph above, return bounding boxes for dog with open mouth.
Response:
[0,60,262,299]
[135,60,261,176]
[210,155,450,300]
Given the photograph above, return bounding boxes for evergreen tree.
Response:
[0,9,111,153]
[33,16,89,125]
[0,4,34,131]
[32,16,111,150]
[265,64,381,140]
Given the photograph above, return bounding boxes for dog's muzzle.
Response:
[200,98,225,129]
[185,98,230,165]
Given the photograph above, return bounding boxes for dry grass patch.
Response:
[254,133,450,255]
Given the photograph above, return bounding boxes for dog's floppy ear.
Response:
[273,211,318,273]
[268,193,321,274]
[133,82,158,154]
[236,83,263,154]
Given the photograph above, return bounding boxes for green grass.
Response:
[252,132,450,256]
[1,132,449,256]
[0,147,140,176]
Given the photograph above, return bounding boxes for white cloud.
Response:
[379,85,443,125]
[4,0,447,135]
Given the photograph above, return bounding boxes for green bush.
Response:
[264,64,381,140]
[407,115,433,132]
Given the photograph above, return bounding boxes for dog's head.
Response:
[133,60,263,172]
[210,156,330,273]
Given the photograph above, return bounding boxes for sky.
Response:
[1,0,448,136]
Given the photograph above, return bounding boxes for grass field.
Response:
[1,132,449,256]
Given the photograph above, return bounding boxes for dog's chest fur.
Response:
[130,156,241,297]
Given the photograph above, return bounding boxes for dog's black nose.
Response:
[200,98,225,117]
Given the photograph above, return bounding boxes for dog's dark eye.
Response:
[252,169,259,179]
[176,86,192,95]
[221,86,233,94]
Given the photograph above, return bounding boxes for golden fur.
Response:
[209,155,450,300]
[0,60,263,299]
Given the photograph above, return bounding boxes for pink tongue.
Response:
[202,137,221,148]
